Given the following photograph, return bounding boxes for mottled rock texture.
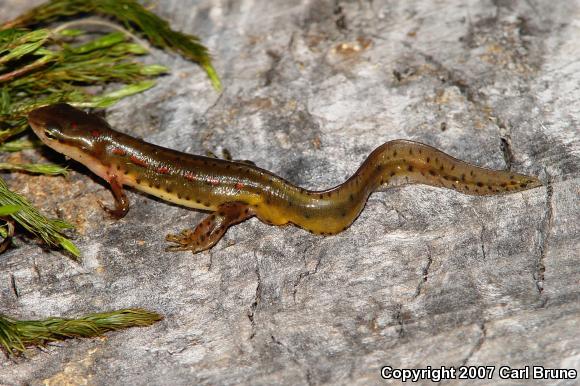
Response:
[0,0,578,385]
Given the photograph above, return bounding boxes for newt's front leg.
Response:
[101,175,129,219]
[165,202,254,254]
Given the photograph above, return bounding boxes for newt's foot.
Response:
[165,202,253,254]
[98,200,128,219]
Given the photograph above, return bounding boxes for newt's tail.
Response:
[277,140,541,235]
[360,140,542,196]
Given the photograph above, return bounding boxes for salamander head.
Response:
[28,103,110,161]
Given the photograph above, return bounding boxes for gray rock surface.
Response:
[0,0,579,385]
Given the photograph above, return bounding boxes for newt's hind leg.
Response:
[206,148,257,166]
[165,202,254,254]
[220,149,256,166]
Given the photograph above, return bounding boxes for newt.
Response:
[28,103,542,253]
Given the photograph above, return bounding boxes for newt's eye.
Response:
[44,127,59,140]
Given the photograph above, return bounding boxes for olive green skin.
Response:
[28,103,542,251]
